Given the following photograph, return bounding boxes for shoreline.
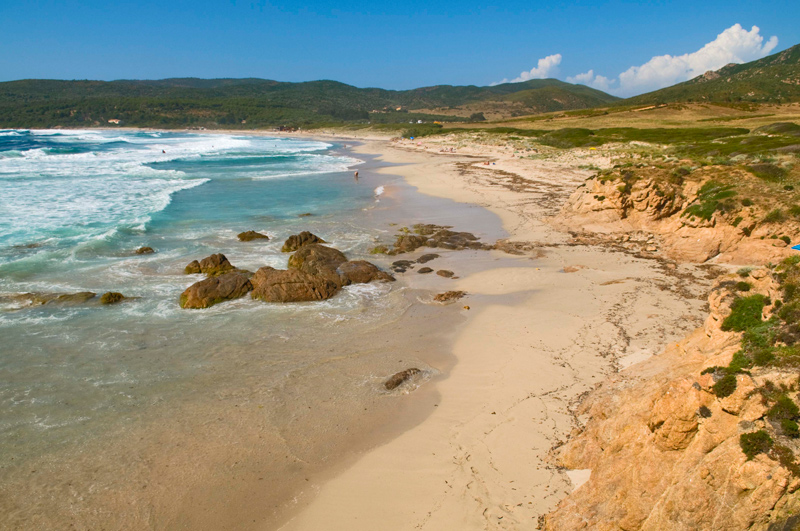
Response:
[271,136,718,529]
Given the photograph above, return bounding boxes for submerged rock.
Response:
[417,253,440,264]
[100,292,125,305]
[282,231,327,252]
[250,266,339,302]
[180,273,252,309]
[417,267,434,274]
[384,368,422,390]
[49,292,97,305]
[436,270,455,278]
[2,291,97,307]
[237,230,269,242]
[337,260,395,285]
[391,260,415,273]
[433,291,466,303]
[135,246,155,255]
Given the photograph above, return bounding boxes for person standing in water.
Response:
[354,170,359,182]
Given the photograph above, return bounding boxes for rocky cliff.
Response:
[545,264,800,530]
[553,164,798,265]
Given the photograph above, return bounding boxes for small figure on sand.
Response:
[354,171,359,182]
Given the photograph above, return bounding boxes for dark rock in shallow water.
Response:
[433,291,466,303]
[417,253,440,264]
[282,231,327,253]
[391,260,415,273]
[391,234,428,254]
[1,291,97,308]
[237,230,269,242]
[337,260,395,285]
[384,368,422,391]
[250,266,339,302]
[49,292,97,305]
[370,245,389,255]
[288,244,348,286]
[100,292,125,304]
[184,253,235,276]
[417,267,434,274]
[135,246,155,255]
[436,270,454,278]
[298,212,313,217]
[180,272,253,309]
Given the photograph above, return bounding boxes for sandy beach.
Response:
[265,135,719,530]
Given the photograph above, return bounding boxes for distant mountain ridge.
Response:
[624,43,800,105]
[0,77,618,129]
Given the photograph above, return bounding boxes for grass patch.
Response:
[747,163,788,182]
[764,209,787,223]
[721,294,767,332]
[682,180,738,221]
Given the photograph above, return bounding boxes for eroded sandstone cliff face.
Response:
[545,268,800,530]
[553,165,797,265]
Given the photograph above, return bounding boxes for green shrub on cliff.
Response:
[712,374,738,398]
[768,395,800,421]
[721,294,767,332]
[781,419,800,438]
[740,430,773,460]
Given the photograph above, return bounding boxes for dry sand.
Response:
[274,137,718,529]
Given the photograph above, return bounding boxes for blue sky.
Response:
[1,0,798,96]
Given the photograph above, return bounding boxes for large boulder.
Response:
[281,231,327,252]
[337,260,395,285]
[179,272,253,309]
[184,253,235,276]
[238,230,269,242]
[288,244,348,286]
[250,266,339,302]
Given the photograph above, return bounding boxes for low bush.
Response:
[712,374,738,398]
[740,430,773,459]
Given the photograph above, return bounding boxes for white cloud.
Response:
[495,54,562,85]
[567,24,778,97]
[566,70,612,92]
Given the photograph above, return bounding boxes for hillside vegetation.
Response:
[626,43,800,105]
[0,78,617,129]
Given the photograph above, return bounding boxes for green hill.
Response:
[0,77,618,129]
[624,43,800,105]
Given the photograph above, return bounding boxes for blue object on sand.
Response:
[792,244,800,251]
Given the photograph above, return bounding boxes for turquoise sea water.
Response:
[0,129,441,526]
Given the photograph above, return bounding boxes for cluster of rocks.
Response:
[388,253,455,279]
[180,232,395,309]
[373,224,493,256]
